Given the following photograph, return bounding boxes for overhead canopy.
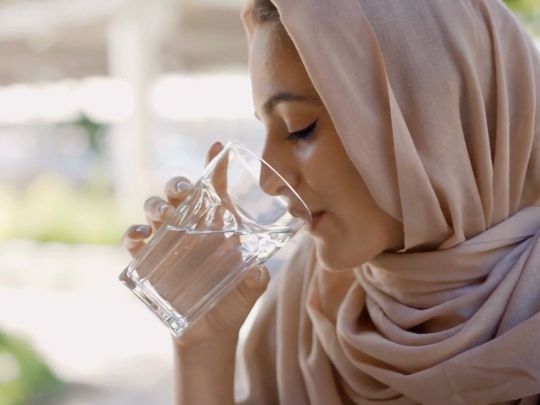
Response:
[0,0,247,85]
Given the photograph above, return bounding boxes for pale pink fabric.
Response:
[237,0,540,403]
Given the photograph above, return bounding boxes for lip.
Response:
[308,211,325,232]
[288,207,311,221]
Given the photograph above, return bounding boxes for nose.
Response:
[258,142,308,220]
[259,141,294,198]
[258,156,288,198]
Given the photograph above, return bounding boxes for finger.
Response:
[239,265,270,299]
[206,142,228,197]
[165,176,193,207]
[205,141,224,165]
[208,265,270,330]
[144,196,176,231]
[122,224,152,257]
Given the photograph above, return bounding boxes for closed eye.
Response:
[287,120,318,141]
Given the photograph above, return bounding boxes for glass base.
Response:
[119,266,189,338]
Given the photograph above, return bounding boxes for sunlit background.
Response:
[0,0,538,404]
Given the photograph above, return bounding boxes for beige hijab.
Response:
[237,0,540,404]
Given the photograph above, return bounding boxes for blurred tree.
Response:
[74,114,108,156]
[504,0,540,35]
[0,332,60,405]
[505,0,539,14]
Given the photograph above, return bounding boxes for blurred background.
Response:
[0,0,538,404]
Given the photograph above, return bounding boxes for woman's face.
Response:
[249,25,403,270]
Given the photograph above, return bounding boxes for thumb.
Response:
[239,265,270,305]
[231,265,270,315]
[210,265,270,330]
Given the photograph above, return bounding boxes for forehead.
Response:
[248,25,317,107]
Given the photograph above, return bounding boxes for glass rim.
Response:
[204,141,312,221]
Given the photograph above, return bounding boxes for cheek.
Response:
[296,142,342,194]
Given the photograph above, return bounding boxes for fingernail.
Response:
[176,180,191,193]
[136,225,151,235]
[159,202,171,214]
[245,267,265,287]
[210,141,224,153]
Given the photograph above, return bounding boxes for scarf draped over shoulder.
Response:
[237,0,540,403]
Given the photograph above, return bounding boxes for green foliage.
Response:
[0,173,130,245]
[73,114,108,155]
[504,0,540,35]
[0,332,61,405]
[505,0,539,15]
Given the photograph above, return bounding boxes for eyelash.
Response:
[287,120,318,141]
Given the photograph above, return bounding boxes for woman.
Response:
[123,0,540,403]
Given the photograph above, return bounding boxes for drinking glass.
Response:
[119,142,311,337]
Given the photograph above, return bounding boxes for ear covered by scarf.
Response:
[243,0,540,252]
[239,0,540,403]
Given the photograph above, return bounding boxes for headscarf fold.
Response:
[238,0,540,403]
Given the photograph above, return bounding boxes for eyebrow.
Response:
[254,92,321,119]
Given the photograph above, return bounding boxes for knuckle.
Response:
[122,225,140,243]
[121,232,134,249]
[166,176,192,197]
[166,176,191,188]
[206,310,231,331]
[120,235,129,248]
[208,302,243,331]
[128,245,142,257]
[232,283,258,311]
[125,224,140,236]
[143,196,161,210]
[144,196,165,215]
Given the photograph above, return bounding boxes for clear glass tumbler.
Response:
[119,142,311,337]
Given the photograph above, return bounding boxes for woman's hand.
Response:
[121,141,270,347]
